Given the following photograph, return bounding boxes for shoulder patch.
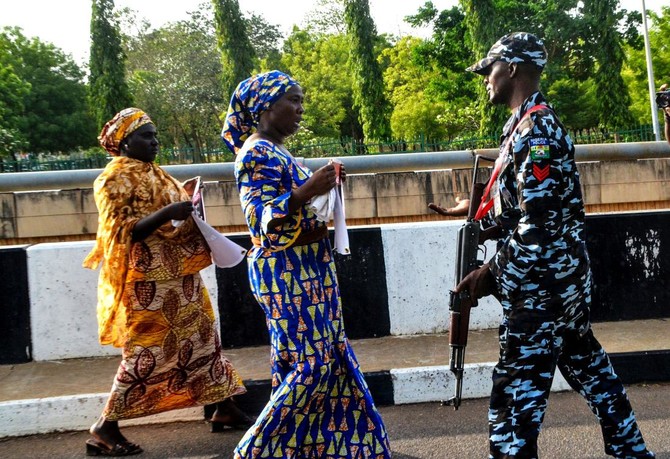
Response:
[529,137,550,161]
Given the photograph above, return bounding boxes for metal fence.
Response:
[2,141,669,192]
[0,155,110,173]
[0,124,659,173]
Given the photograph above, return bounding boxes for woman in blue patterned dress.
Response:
[222,71,391,459]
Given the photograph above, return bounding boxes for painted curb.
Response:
[0,362,565,438]
[3,348,668,438]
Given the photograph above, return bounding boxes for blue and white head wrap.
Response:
[221,70,299,154]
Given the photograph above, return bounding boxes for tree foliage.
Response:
[452,0,642,135]
[459,0,508,135]
[623,6,670,125]
[0,0,662,162]
[583,0,635,129]
[246,13,283,70]
[0,27,97,155]
[304,0,347,35]
[89,0,133,129]
[546,78,598,131]
[122,2,284,158]
[0,29,29,157]
[211,0,256,102]
[281,29,361,141]
[125,13,224,161]
[344,0,391,140]
[402,5,480,139]
[382,37,447,140]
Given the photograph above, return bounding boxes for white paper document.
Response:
[172,176,205,228]
[192,215,247,268]
[332,184,350,255]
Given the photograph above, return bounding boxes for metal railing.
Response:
[0,141,668,193]
[1,125,660,174]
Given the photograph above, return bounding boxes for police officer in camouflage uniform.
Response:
[455,32,655,459]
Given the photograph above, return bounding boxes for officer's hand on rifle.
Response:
[454,263,497,302]
[479,226,503,244]
[428,197,470,217]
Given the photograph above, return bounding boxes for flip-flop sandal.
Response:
[85,438,143,456]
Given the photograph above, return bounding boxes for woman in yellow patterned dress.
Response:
[83,108,250,456]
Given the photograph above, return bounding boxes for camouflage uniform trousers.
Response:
[488,272,654,459]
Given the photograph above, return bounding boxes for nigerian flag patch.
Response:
[530,137,550,161]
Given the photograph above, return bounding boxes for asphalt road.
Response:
[1,382,668,458]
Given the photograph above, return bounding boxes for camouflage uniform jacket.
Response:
[487,91,590,303]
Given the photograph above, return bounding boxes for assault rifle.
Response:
[443,154,491,410]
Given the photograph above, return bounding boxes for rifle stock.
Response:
[443,156,488,410]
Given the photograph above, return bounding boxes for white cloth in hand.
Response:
[308,186,349,255]
[310,188,337,222]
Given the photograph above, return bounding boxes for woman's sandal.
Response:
[85,438,143,456]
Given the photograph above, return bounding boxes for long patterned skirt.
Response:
[234,240,391,458]
[103,273,246,420]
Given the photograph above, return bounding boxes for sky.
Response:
[0,0,662,66]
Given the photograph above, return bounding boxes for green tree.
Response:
[304,0,347,35]
[246,13,283,70]
[1,27,97,154]
[344,0,391,140]
[459,0,508,135]
[403,5,480,138]
[546,78,598,132]
[382,37,449,140]
[281,28,362,141]
[89,0,133,129]
[623,7,670,125]
[0,29,29,158]
[211,0,256,102]
[122,3,281,161]
[583,0,635,130]
[126,11,225,161]
[405,4,470,76]
[448,0,642,136]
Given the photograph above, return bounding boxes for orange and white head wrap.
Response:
[98,108,154,156]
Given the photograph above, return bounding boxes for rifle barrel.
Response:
[448,345,465,410]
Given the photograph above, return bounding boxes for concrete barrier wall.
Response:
[4,158,670,243]
[2,211,669,363]
[215,224,501,348]
[5,243,218,362]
